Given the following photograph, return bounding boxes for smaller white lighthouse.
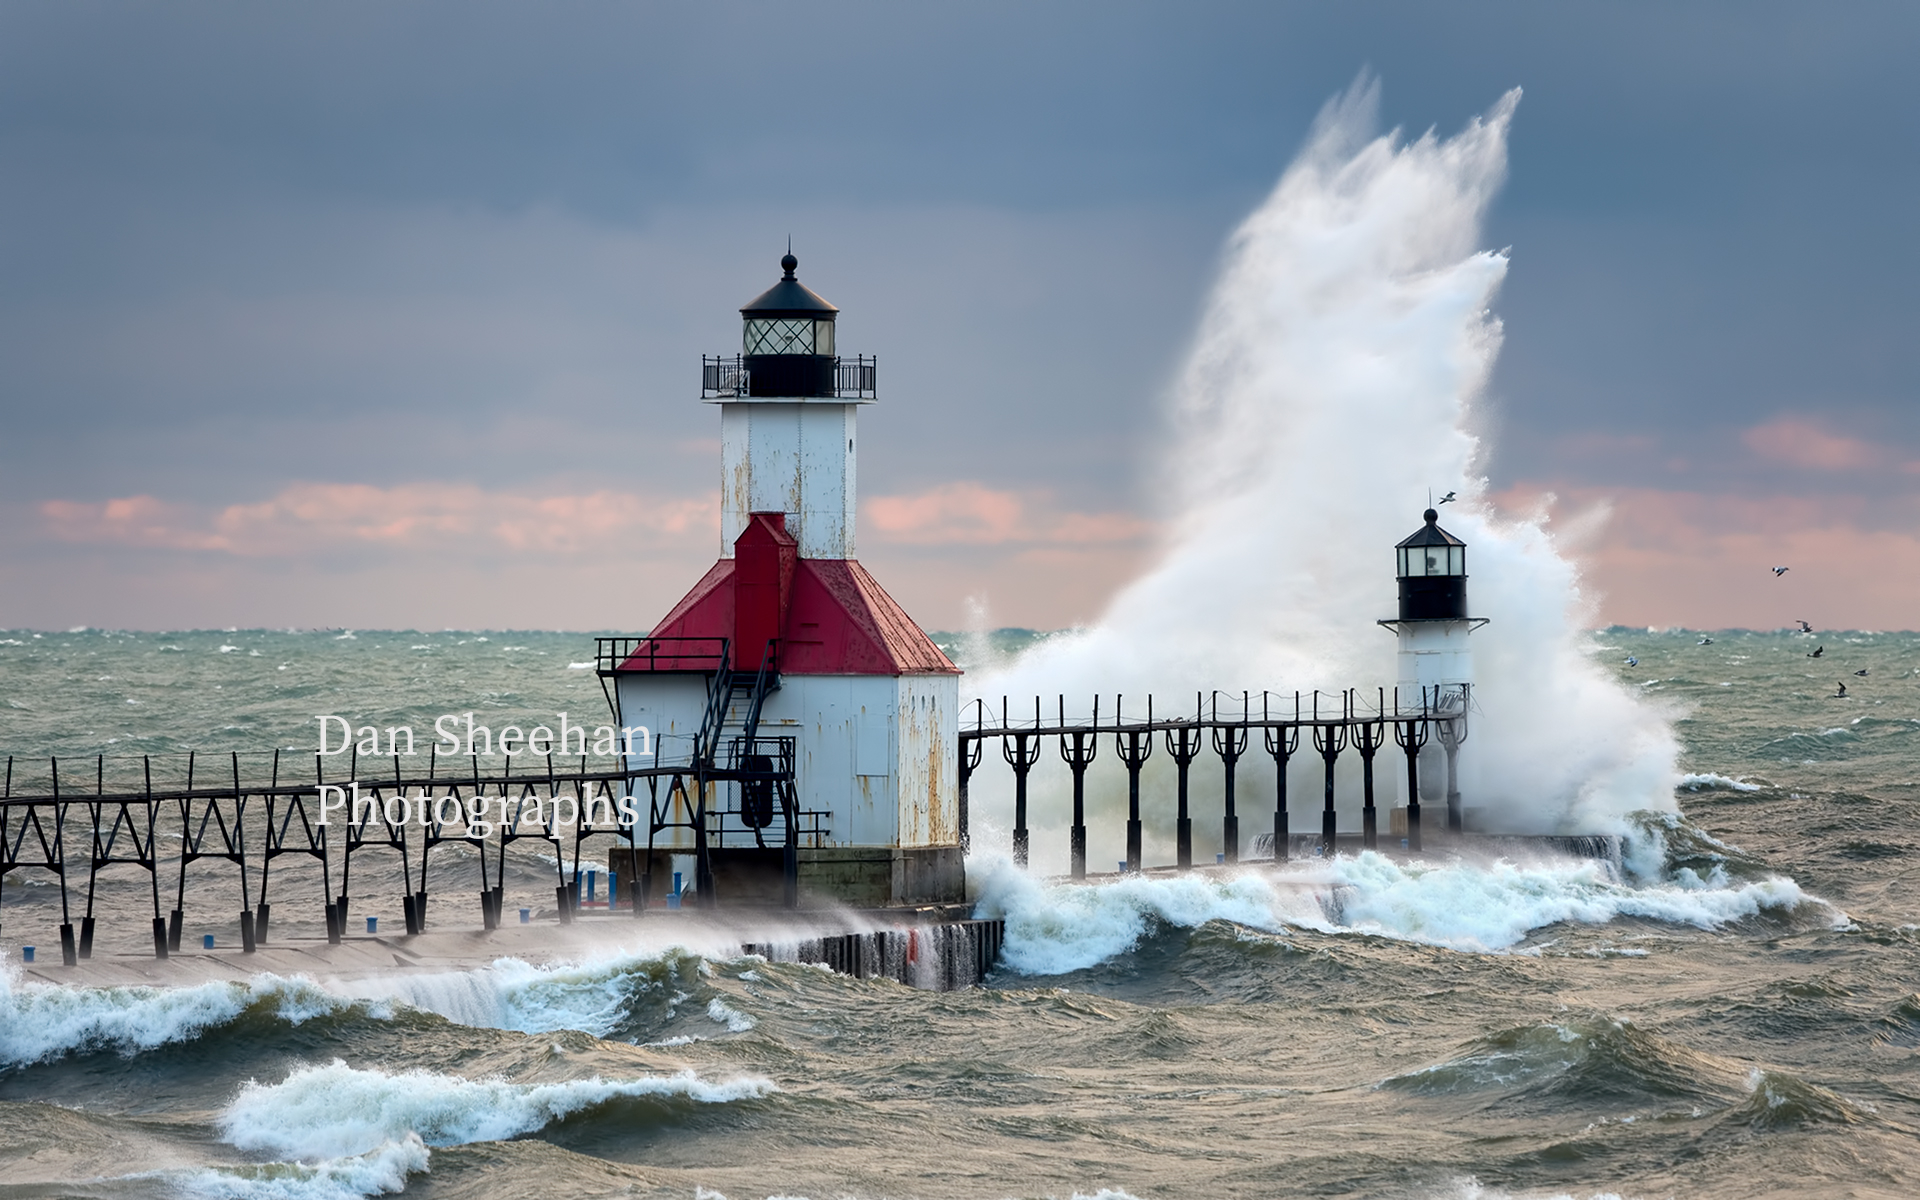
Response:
[1379,508,1486,833]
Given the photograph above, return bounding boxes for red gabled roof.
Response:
[619,547,957,677]
[782,559,957,674]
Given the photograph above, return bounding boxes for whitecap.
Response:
[219,1060,776,1161]
[1677,773,1762,793]
[706,997,754,1032]
[0,971,364,1068]
[972,843,1838,972]
[176,1135,428,1200]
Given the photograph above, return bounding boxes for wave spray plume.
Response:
[974,78,1679,836]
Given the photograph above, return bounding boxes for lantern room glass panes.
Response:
[1397,545,1466,577]
[744,317,835,356]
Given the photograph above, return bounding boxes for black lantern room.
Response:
[1395,509,1469,620]
[739,252,839,397]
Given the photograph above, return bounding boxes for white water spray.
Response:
[971,80,1679,842]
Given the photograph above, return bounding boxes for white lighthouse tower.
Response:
[1379,509,1486,833]
[607,253,964,909]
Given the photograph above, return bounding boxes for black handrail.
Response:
[700,354,877,400]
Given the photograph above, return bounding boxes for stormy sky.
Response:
[3,1,1916,631]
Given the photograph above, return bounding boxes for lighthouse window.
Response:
[814,318,834,355]
[744,317,818,356]
[1399,545,1466,577]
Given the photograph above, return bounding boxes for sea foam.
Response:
[179,1136,429,1200]
[333,944,731,1039]
[219,1059,777,1161]
[0,970,364,1069]
[972,843,1836,972]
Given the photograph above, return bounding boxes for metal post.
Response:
[145,757,167,959]
[1114,695,1152,872]
[1263,692,1300,862]
[1001,698,1042,869]
[1353,691,1386,851]
[1441,684,1470,833]
[234,753,256,954]
[1212,692,1248,865]
[1059,696,1097,880]
[1310,692,1348,856]
[256,751,280,944]
[1393,688,1430,853]
[1166,697,1204,871]
[52,758,76,965]
[1443,723,1463,832]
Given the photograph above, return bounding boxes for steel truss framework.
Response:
[0,739,798,964]
[957,686,1472,877]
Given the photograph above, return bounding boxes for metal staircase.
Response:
[693,639,780,771]
[646,638,801,906]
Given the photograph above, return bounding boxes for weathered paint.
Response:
[613,671,894,846]
[1395,620,1476,692]
[895,674,959,847]
[718,399,857,559]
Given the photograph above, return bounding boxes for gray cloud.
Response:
[2,1,1917,627]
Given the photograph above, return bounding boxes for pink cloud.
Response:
[863,482,1152,547]
[1741,417,1879,471]
[1493,482,1920,630]
[39,483,718,558]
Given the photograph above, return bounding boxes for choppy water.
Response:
[1,626,1917,1200]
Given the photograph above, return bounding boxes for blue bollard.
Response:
[203,934,215,949]
[1216,852,1225,864]
[609,873,618,908]
[519,907,531,924]
[22,946,34,963]
[672,870,683,897]
[667,892,682,910]
[366,916,378,934]
[586,869,597,904]
[1119,861,1127,873]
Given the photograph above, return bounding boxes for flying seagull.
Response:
[1437,491,1457,505]
[1796,620,1814,633]
[1698,636,1714,645]
[1625,655,1639,667]
[1809,645,1824,658]
[1771,566,1790,577]
[1835,682,1849,698]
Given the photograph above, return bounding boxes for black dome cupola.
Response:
[738,252,839,397]
[1395,508,1469,620]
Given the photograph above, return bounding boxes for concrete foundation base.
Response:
[607,844,965,908]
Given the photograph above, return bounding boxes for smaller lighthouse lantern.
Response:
[1395,508,1468,619]
[1380,507,1487,836]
